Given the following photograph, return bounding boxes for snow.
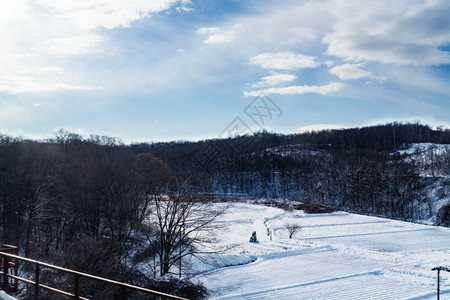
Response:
[394,143,450,179]
[0,292,17,300]
[263,145,321,157]
[395,143,450,156]
[391,142,450,224]
[190,202,450,299]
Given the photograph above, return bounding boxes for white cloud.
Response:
[34,0,191,30]
[328,63,387,83]
[204,31,235,44]
[323,0,450,66]
[209,0,449,67]
[35,34,106,55]
[244,82,344,97]
[251,73,297,88]
[367,75,387,84]
[176,1,194,12]
[197,26,235,44]
[0,0,191,93]
[224,1,332,49]
[329,64,373,80]
[323,61,334,67]
[287,27,317,42]
[386,65,450,96]
[196,27,221,35]
[0,51,98,93]
[0,76,96,93]
[176,7,194,12]
[249,52,320,70]
[297,124,346,133]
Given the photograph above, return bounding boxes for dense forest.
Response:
[1,122,449,298]
[132,122,450,222]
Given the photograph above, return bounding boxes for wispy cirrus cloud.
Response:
[0,76,96,93]
[34,34,106,55]
[249,52,320,70]
[196,26,236,44]
[0,0,191,93]
[196,27,221,35]
[329,63,386,82]
[244,82,344,97]
[34,0,192,30]
[251,73,297,88]
[204,31,235,44]
[324,0,450,66]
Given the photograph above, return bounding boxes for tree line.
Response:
[131,122,449,222]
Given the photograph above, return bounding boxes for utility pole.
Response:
[179,243,181,278]
[432,266,450,300]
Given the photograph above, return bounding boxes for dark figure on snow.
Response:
[249,231,258,243]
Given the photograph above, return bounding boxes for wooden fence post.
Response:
[74,274,79,299]
[3,256,9,293]
[34,264,40,300]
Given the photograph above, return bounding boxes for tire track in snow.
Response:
[407,288,450,300]
[301,220,390,228]
[256,245,334,261]
[199,245,333,278]
[306,228,435,240]
[214,270,380,299]
[214,268,436,300]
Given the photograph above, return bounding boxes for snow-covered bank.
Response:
[191,203,450,299]
[0,292,16,300]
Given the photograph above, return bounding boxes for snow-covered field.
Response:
[191,202,450,300]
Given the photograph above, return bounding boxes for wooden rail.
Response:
[0,248,188,300]
[0,245,18,294]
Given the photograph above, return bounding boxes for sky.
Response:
[0,0,449,143]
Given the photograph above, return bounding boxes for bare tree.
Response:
[142,179,226,277]
[285,223,301,239]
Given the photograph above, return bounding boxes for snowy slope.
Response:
[191,203,450,300]
[396,143,450,157]
[392,143,450,224]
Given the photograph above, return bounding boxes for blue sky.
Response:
[0,0,449,142]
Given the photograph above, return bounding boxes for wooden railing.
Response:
[0,247,187,300]
[0,244,19,294]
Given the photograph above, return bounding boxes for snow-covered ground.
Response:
[191,202,450,299]
[393,143,450,224]
[395,143,450,157]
